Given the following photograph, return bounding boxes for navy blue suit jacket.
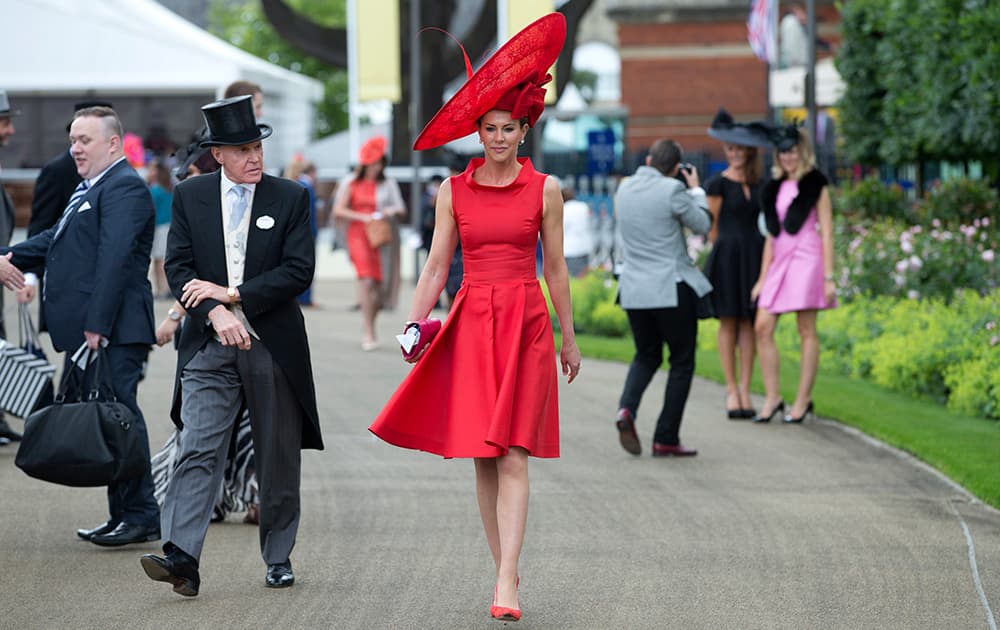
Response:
[6,158,156,352]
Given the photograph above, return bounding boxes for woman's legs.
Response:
[737,317,757,409]
[754,309,782,413]
[474,458,501,570]
[717,317,740,410]
[474,447,529,610]
[792,310,820,416]
[357,277,381,345]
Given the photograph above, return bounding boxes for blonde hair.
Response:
[771,131,817,180]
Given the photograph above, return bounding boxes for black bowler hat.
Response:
[67,100,114,132]
[199,95,272,147]
[0,91,20,117]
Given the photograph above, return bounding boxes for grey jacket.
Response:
[614,165,713,309]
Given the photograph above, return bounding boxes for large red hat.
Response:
[413,12,567,151]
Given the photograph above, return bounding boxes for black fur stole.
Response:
[760,169,828,236]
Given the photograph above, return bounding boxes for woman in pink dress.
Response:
[750,124,836,424]
[368,14,580,623]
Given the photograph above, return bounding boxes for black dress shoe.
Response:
[265,562,295,588]
[77,520,119,541]
[615,408,641,456]
[90,522,160,547]
[141,550,200,597]
[0,418,22,441]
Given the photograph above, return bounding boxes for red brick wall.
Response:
[618,6,841,162]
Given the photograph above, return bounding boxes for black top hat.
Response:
[706,108,770,148]
[0,91,20,117]
[199,95,272,147]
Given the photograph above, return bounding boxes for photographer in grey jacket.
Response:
[613,139,712,457]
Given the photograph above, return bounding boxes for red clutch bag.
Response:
[396,318,442,361]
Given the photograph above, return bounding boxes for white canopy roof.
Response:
[3,0,323,168]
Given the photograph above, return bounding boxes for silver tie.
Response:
[229,185,249,232]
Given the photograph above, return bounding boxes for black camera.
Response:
[674,162,694,186]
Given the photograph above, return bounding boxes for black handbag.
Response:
[15,347,146,487]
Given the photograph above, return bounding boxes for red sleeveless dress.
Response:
[369,158,560,458]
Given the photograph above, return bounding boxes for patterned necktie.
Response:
[54,180,89,237]
[229,185,248,232]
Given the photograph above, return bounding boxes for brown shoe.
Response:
[615,408,641,456]
[243,503,260,525]
[651,442,698,457]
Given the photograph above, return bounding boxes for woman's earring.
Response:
[519,138,525,146]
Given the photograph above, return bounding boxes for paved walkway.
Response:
[0,279,997,629]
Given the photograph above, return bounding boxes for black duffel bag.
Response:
[15,347,146,487]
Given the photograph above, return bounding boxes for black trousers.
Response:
[618,282,698,445]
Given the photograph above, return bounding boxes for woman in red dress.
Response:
[333,136,405,350]
[369,13,580,623]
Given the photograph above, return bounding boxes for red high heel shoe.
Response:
[490,581,521,622]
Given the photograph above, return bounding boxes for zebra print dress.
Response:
[151,410,258,521]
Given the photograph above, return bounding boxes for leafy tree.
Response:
[836,0,1000,184]
[208,0,348,137]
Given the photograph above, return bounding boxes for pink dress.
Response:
[368,158,560,458]
[758,179,836,314]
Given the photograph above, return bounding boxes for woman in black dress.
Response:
[703,109,771,418]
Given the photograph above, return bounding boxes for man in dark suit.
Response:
[19,101,114,334]
[0,91,20,445]
[0,106,160,544]
[141,95,322,597]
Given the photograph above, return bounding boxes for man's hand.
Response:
[155,318,180,347]
[0,253,25,291]
[181,279,228,309]
[84,330,105,351]
[15,284,35,304]
[208,305,251,350]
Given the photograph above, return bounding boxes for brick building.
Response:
[606,0,840,163]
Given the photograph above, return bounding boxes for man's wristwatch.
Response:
[227,287,237,304]
[167,308,181,322]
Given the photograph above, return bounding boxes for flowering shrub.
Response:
[916,177,999,224]
[834,175,911,222]
[836,215,998,302]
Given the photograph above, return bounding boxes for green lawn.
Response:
[558,332,1000,510]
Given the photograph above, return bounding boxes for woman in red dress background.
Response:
[333,136,405,350]
[369,13,580,623]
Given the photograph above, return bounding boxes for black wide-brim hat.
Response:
[199,95,272,147]
[706,108,771,148]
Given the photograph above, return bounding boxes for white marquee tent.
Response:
[2,0,323,169]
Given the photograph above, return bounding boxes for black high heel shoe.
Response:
[783,401,814,424]
[752,401,784,423]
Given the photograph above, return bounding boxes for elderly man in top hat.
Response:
[0,104,161,541]
[141,95,322,597]
[0,91,20,445]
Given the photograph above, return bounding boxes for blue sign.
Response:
[586,129,615,175]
